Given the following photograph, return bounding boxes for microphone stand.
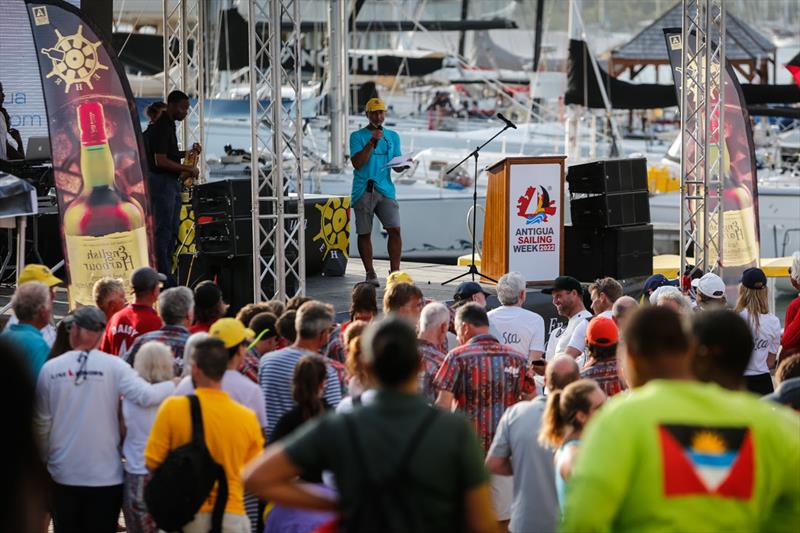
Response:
[442,122,513,286]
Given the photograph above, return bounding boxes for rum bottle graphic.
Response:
[63,101,149,306]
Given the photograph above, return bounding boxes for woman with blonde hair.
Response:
[122,341,175,533]
[343,320,370,396]
[736,268,781,394]
[538,379,605,511]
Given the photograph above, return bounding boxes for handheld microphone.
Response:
[497,113,517,130]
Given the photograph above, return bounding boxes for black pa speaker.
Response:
[570,191,650,227]
[567,157,648,194]
[564,224,653,281]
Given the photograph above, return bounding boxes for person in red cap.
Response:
[580,316,627,397]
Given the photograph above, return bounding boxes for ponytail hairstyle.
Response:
[538,379,600,448]
[292,355,328,421]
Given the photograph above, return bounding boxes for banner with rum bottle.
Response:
[26,1,155,307]
[663,28,761,288]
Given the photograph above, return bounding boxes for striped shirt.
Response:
[258,346,343,437]
[434,334,533,453]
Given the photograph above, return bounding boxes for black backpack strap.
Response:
[209,464,228,533]
[188,395,227,533]
[352,394,362,407]
[188,395,205,444]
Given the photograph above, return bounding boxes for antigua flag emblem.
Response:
[659,425,754,500]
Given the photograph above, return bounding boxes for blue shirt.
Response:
[1,323,50,379]
[349,126,401,205]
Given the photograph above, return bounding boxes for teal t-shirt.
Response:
[1,323,50,379]
[349,126,401,205]
[561,380,800,533]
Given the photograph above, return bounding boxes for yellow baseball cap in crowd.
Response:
[365,98,387,112]
[19,264,62,287]
[210,318,255,349]
[386,270,414,290]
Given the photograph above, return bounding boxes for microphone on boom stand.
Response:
[497,113,517,130]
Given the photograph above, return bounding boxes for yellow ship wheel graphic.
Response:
[313,197,351,257]
[41,25,108,94]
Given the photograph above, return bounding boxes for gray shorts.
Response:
[354,189,400,235]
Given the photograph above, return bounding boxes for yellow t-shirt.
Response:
[145,387,265,515]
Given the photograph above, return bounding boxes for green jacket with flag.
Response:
[561,380,800,533]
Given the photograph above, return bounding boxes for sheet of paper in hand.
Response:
[383,155,413,170]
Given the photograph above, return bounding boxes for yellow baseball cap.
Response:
[209,318,255,349]
[19,264,62,287]
[365,98,386,112]
[386,270,414,289]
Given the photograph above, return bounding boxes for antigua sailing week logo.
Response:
[516,186,556,225]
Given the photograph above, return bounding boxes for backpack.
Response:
[341,407,439,533]
[145,395,228,533]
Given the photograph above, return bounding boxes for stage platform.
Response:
[307,259,481,318]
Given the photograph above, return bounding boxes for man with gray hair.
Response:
[126,286,194,375]
[612,295,638,331]
[259,300,343,436]
[486,355,579,533]
[92,277,126,320]
[1,281,52,378]
[488,272,545,362]
[417,302,448,403]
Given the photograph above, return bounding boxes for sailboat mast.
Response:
[458,0,469,57]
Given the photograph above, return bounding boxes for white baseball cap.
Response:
[693,272,726,299]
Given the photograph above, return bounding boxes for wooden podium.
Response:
[481,156,566,284]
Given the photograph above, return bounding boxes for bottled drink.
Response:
[63,101,149,306]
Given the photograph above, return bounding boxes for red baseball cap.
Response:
[586,316,619,347]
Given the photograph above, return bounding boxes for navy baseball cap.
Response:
[643,274,678,295]
[542,276,583,295]
[454,281,490,301]
[741,267,767,289]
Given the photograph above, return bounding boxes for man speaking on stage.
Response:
[349,97,409,287]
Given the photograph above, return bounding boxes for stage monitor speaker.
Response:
[564,224,653,281]
[567,157,647,194]
[570,191,650,227]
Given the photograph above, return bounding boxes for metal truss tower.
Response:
[679,0,725,278]
[248,0,305,301]
[162,0,206,179]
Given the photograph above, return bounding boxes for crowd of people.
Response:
[4,253,800,533]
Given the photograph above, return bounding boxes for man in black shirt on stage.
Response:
[146,90,200,286]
